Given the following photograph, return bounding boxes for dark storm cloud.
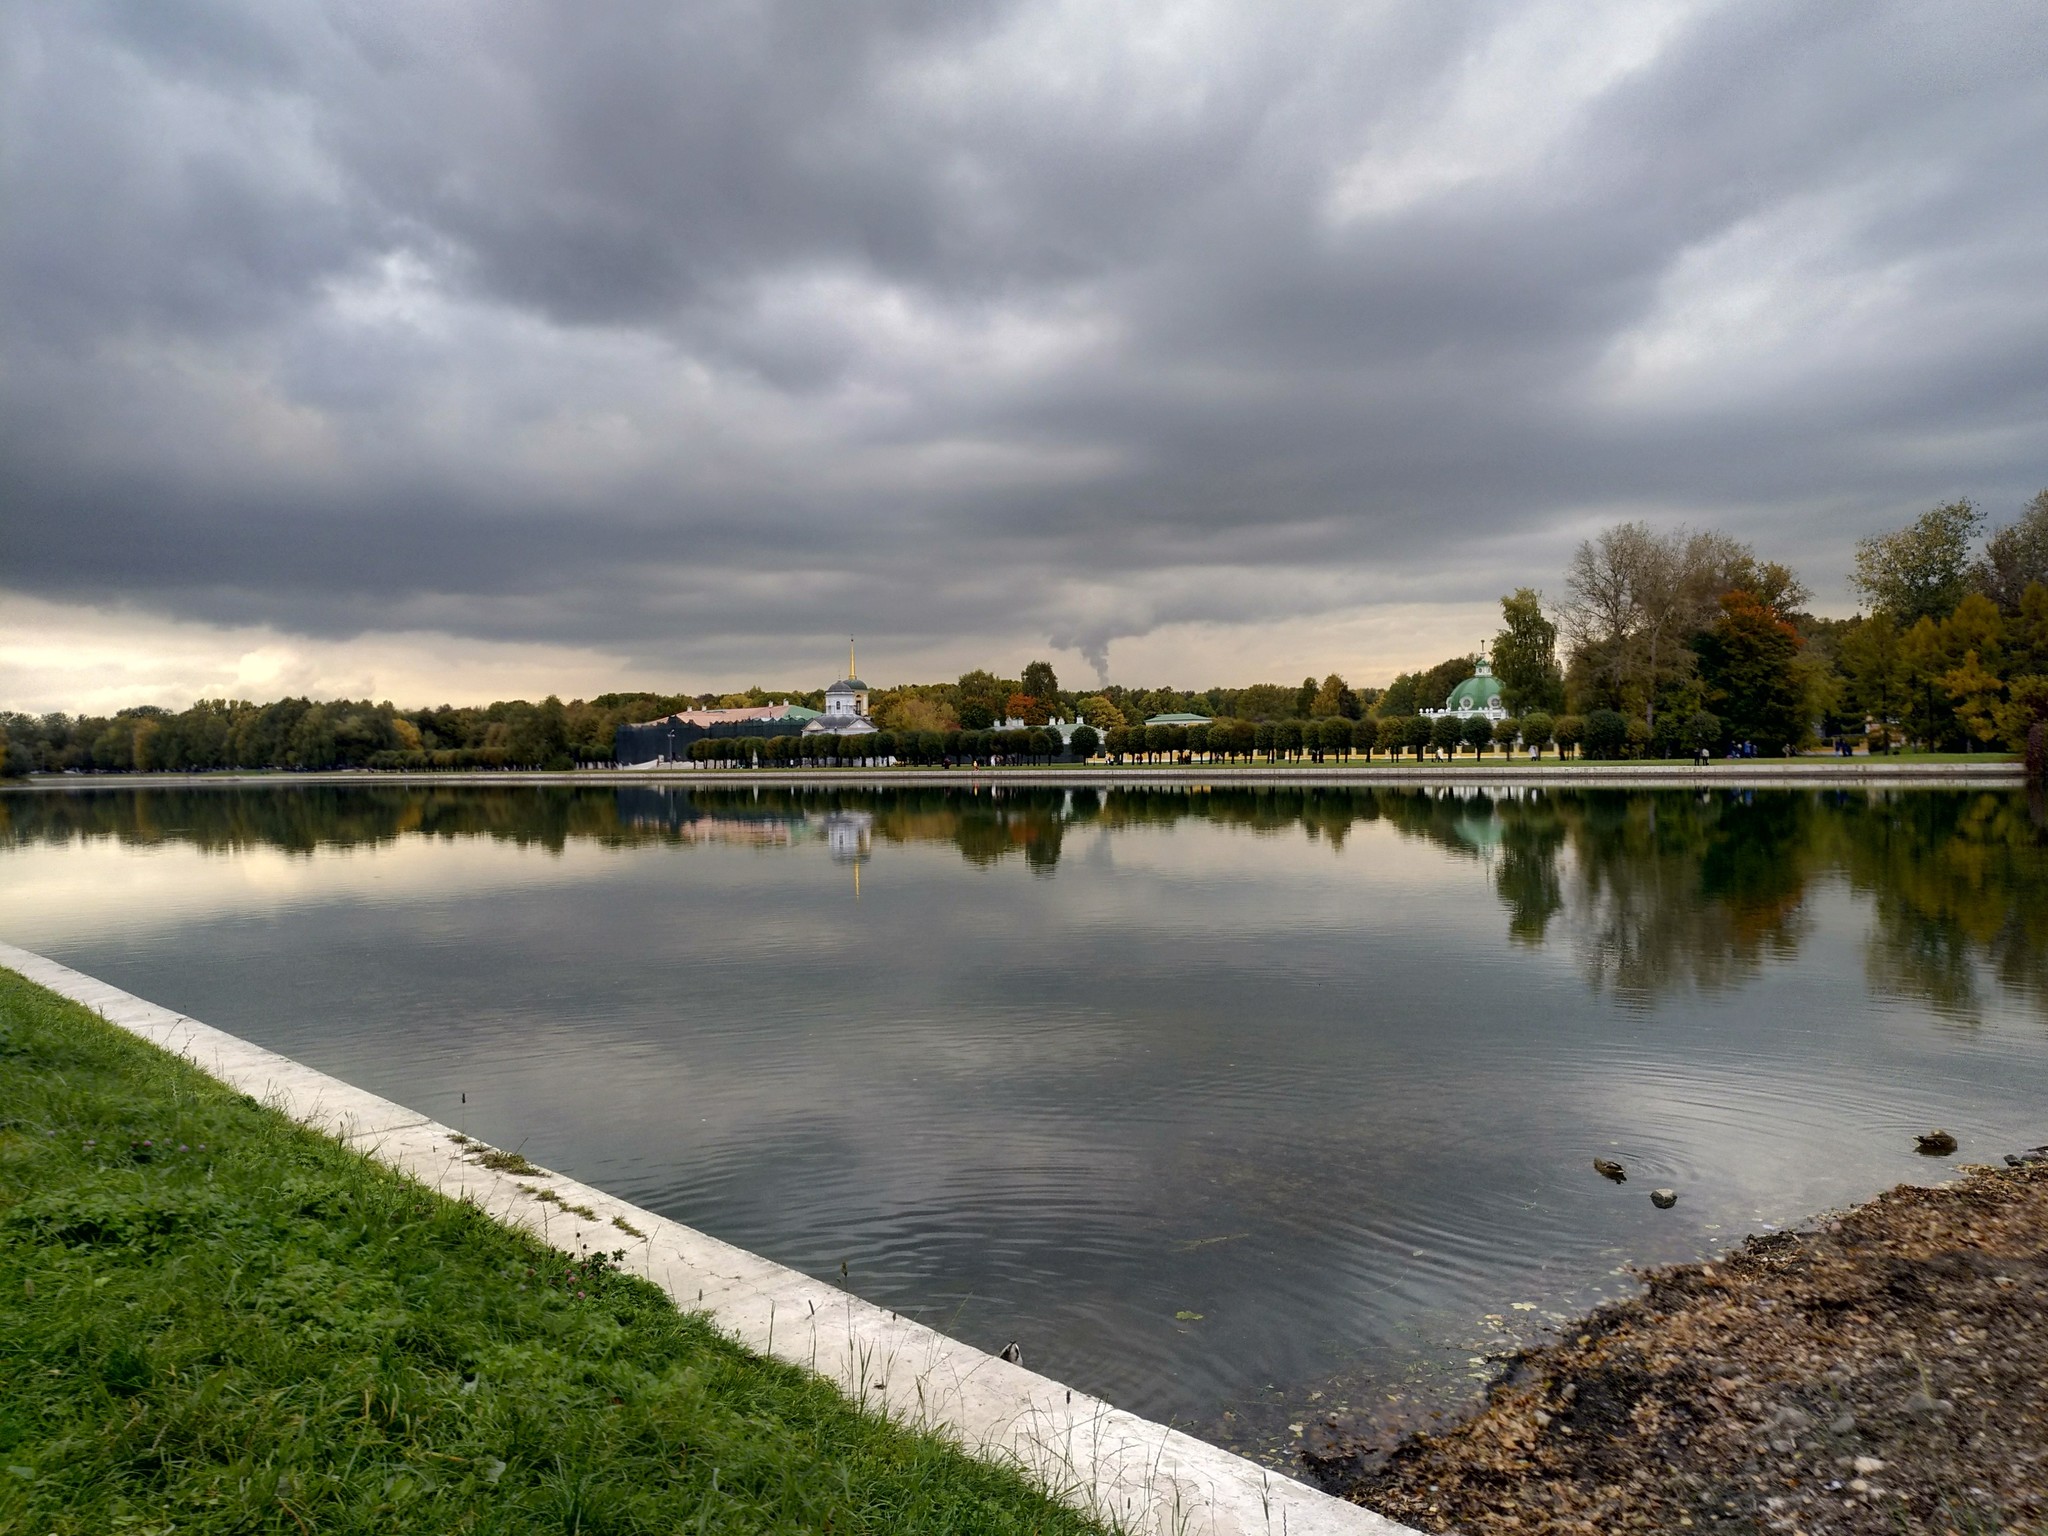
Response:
[4,0,2047,684]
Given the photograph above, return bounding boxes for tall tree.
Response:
[1561,522,1771,731]
[1377,673,1418,717]
[1943,650,2005,747]
[1308,673,1357,718]
[1899,618,1961,749]
[1075,694,1122,730]
[1972,489,2048,614]
[1723,554,1811,616]
[1231,683,1298,720]
[1006,690,1051,727]
[1899,592,2005,750]
[1020,659,1060,705]
[1996,676,2048,754]
[1852,498,1984,625]
[954,669,1007,730]
[1491,588,1565,714]
[2012,581,2048,678]
[1839,613,1905,747]
[1694,591,1806,751]
[879,693,959,733]
[1415,655,1478,714]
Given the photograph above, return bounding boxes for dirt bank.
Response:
[1327,1158,2048,1535]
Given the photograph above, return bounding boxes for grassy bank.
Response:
[0,968,1106,1535]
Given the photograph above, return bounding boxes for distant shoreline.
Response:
[3,758,2026,792]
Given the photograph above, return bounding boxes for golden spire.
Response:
[849,637,856,678]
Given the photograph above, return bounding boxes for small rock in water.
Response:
[1651,1188,1677,1209]
[1915,1129,1958,1156]
[2004,1144,2048,1167]
[1593,1157,1627,1183]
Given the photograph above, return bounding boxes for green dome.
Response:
[1445,660,1504,713]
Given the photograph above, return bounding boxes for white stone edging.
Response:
[0,942,1413,1536]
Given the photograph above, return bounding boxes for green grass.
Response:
[0,968,1108,1535]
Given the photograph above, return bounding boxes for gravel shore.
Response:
[1330,1157,2048,1535]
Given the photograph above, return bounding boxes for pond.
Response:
[3,782,2045,1464]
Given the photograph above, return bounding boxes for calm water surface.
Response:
[4,783,2045,1462]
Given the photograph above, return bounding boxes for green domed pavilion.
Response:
[1429,659,1507,721]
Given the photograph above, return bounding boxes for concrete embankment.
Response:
[5,759,2027,792]
[0,940,1410,1536]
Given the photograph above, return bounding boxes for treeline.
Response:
[873,478,2048,763]
[868,664,1377,737]
[6,492,2046,775]
[684,727,1090,767]
[1102,714,1546,762]
[854,490,2048,760]
[0,693,706,777]
[679,714,1621,767]
[1535,491,2048,758]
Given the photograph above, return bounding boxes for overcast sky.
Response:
[4,1,2046,711]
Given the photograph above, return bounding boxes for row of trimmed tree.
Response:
[1100,714,1631,762]
[682,715,1667,768]
[688,727,1093,767]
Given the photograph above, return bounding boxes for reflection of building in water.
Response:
[614,787,799,841]
[613,788,871,862]
[1430,784,1510,853]
[824,811,873,863]
[614,785,706,832]
[678,820,795,847]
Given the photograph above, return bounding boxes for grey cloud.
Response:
[3,0,2047,694]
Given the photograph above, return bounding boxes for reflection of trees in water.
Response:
[7,782,2043,1020]
[1833,791,2048,1023]
[1495,798,1566,946]
[1548,793,1817,1007]
[0,785,624,855]
[1472,788,2047,1022]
